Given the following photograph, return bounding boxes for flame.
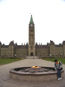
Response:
[32,66,40,69]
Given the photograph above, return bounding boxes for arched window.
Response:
[30,52,33,56]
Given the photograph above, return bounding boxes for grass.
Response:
[42,58,65,64]
[0,57,65,65]
[0,58,23,65]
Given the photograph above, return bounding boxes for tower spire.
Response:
[28,15,35,56]
[30,15,34,24]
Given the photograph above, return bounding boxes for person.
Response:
[54,59,63,80]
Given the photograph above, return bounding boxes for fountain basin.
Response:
[9,66,64,81]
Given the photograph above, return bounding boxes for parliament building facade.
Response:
[0,16,65,58]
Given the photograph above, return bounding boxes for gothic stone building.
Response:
[0,15,65,58]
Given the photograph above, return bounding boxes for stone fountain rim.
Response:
[9,66,64,76]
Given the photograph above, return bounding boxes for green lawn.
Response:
[42,58,65,64]
[0,58,22,65]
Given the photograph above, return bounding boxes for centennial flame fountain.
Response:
[9,16,64,81]
[10,65,64,81]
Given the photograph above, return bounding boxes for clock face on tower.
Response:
[30,24,33,27]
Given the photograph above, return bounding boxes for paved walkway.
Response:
[0,58,65,87]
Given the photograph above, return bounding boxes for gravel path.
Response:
[0,58,65,87]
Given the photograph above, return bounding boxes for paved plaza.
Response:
[0,58,65,87]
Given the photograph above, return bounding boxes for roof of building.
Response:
[30,15,34,24]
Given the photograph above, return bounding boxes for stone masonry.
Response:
[0,16,65,58]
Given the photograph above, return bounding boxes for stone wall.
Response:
[63,41,65,57]
[35,45,49,57]
[0,41,65,58]
[1,46,9,57]
[0,41,28,58]
[54,45,63,57]
[15,46,28,57]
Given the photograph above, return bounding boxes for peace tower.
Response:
[28,15,35,56]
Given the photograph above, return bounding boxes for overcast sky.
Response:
[0,0,65,45]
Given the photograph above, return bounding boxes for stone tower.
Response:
[28,15,35,56]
